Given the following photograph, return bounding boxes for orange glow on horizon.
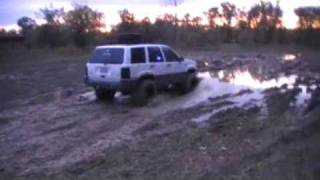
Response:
[2,0,319,32]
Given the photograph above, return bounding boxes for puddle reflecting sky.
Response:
[210,70,297,89]
[197,69,313,105]
[188,69,317,122]
[190,68,316,122]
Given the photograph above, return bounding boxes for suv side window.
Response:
[162,47,179,62]
[148,47,164,63]
[131,48,146,63]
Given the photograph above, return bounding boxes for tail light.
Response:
[121,67,130,79]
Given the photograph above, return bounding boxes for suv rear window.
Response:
[148,47,164,63]
[131,48,146,63]
[90,48,124,64]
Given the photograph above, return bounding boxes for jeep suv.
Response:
[84,44,197,106]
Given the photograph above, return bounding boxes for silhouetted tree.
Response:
[17,16,37,47]
[236,8,249,29]
[38,6,64,25]
[182,13,191,28]
[64,4,104,47]
[295,6,320,46]
[221,2,237,42]
[162,0,184,45]
[117,9,136,32]
[234,8,253,44]
[204,7,220,30]
[295,7,320,29]
[154,14,177,44]
[35,6,67,47]
[12,1,320,49]
[161,13,177,24]
[139,17,154,42]
[191,16,202,28]
[17,17,36,34]
[248,1,283,43]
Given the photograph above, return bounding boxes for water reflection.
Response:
[200,68,313,105]
[282,54,297,62]
[192,67,317,122]
[214,70,297,89]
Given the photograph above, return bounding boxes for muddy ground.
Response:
[0,45,320,180]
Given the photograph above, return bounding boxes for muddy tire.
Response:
[94,87,115,101]
[131,79,156,106]
[178,73,197,94]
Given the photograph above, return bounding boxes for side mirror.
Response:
[178,57,184,62]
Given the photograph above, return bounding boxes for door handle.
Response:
[166,64,172,67]
[149,65,155,68]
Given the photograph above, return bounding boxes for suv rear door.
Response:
[129,47,149,79]
[87,48,124,83]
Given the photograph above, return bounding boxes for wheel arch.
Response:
[138,73,155,83]
[187,67,196,74]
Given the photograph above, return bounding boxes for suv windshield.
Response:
[90,48,124,64]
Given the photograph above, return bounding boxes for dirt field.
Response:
[0,45,320,180]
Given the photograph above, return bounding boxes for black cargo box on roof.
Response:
[117,33,142,44]
[102,33,156,45]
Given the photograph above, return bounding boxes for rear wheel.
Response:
[131,79,156,106]
[95,87,115,101]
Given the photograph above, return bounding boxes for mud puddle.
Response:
[190,68,318,122]
[77,66,317,124]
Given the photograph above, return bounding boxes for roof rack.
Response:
[117,33,142,44]
[103,33,144,45]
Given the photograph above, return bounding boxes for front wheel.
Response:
[131,79,157,106]
[177,73,197,94]
[94,87,115,101]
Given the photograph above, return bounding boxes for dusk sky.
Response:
[1,0,320,31]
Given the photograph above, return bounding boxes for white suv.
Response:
[85,44,197,106]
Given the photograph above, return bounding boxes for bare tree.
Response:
[221,2,236,28]
[248,1,283,43]
[37,5,65,25]
[191,16,202,28]
[295,7,320,29]
[161,0,184,45]
[182,13,191,28]
[295,6,320,46]
[116,9,136,32]
[64,4,104,47]
[204,7,221,30]
[221,2,237,42]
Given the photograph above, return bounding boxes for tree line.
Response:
[1,1,320,48]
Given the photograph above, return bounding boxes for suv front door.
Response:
[147,46,167,87]
[161,46,185,82]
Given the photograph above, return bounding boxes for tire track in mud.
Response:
[0,92,172,176]
[1,70,305,177]
[0,83,260,176]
